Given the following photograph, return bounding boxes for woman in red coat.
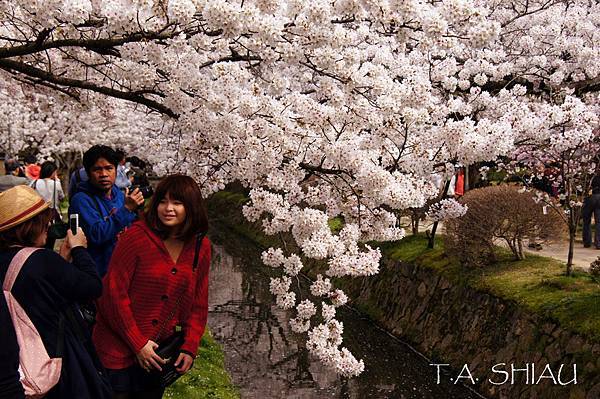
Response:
[93,175,211,399]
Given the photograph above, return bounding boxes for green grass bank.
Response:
[166,330,239,399]
[379,234,600,343]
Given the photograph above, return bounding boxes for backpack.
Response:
[2,248,62,398]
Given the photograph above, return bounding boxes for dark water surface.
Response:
[208,231,485,399]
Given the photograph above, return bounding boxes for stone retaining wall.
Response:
[324,258,600,399]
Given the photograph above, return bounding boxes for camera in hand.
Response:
[130,185,153,199]
[47,211,69,240]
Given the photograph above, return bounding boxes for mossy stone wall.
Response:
[320,258,600,399]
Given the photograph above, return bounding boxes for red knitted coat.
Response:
[92,220,211,369]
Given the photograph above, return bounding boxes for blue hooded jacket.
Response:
[68,181,137,276]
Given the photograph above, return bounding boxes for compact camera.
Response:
[130,185,154,199]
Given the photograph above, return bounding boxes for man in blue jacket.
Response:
[69,145,145,276]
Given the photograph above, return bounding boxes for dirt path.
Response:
[525,239,597,271]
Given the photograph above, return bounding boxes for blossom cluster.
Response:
[306,320,364,377]
[427,198,469,222]
[0,84,168,162]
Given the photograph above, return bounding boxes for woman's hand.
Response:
[66,228,87,249]
[58,239,72,262]
[174,353,194,374]
[136,340,167,372]
[60,228,87,260]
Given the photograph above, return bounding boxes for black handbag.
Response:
[151,232,205,388]
[153,330,186,387]
[78,301,97,330]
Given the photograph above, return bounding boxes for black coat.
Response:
[592,175,600,194]
[0,247,102,399]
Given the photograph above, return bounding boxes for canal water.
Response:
[208,230,485,399]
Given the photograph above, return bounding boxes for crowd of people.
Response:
[0,146,211,399]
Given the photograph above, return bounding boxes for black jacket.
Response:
[591,175,600,195]
[0,247,101,399]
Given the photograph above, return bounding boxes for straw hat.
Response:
[0,185,50,232]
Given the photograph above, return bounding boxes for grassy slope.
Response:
[165,330,240,399]
[379,234,600,343]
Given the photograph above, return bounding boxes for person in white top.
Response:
[30,161,66,250]
[30,161,65,209]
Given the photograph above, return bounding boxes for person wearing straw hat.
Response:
[0,186,111,399]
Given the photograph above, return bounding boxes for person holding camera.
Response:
[30,161,66,250]
[69,145,145,277]
[0,159,29,192]
[0,186,111,399]
[93,175,211,399]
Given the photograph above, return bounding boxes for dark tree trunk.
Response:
[412,212,419,235]
[428,178,452,249]
[518,238,525,260]
[567,225,575,276]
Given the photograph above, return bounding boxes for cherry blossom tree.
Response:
[0,81,170,176]
[0,0,598,375]
[509,119,600,276]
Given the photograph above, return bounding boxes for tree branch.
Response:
[0,29,178,59]
[299,162,347,176]
[199,53,263,69]
[0,58,178,118]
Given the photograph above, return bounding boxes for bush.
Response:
[445,185,564,266]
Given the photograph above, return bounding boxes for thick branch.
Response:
[571,76,600,96]
[466,74,600,97]
[0,29,178,59]
[0,58,178,118]
[14,75,81,101]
